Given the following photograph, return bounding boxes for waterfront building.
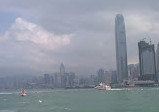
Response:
[69,72,76,87]
[110,70,117,83]
[60,63,66,87]
[128,64,140,81]
[156,43,159,80]
[138,40,157,81]
[97,69,105,83]
[60,63,65,75]
[104,71,111,85]
[115,14,128,82]
[44,74,50,85]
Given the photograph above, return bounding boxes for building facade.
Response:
[128,64,140,80]
[115,14,128,82]
[60,63,65,75]
[97,69,105,83]
[156,43,159,80]
[138,40,157,81]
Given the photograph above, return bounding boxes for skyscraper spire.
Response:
[115,14,128,82]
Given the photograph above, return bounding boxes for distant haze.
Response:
[0,0,159,76]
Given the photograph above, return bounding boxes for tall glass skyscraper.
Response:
[138,41,157,81]
[115,14,128,82]
[156,43,159,80]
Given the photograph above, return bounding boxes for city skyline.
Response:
[0,1,159,76]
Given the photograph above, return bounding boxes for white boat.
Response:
[95,82,111,90]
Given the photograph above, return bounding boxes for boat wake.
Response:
[110,89,123,90]
[38,100,42,103]
[64,107,71,111]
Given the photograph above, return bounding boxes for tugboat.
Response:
[95,82,111,90]
[21,89,26,96]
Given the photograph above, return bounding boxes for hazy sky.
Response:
[0,0,159,76]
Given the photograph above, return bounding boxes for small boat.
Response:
[21,89,26,96]
[95,82,111,90]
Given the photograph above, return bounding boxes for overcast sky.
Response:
[0,0,159,76]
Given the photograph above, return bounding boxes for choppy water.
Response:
[0,88,159,112]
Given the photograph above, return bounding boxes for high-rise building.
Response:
[44,74,50,85]
[110,70,117,83]
[60,63,66,87]
[60,63,65,75]
[138,40,157,81]
[104,71,111,85]
[128,64,140,80]
[97,69,105,83]
[156,43,159,80]
[115,14,128,82]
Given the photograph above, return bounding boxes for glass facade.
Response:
[115,14,128,82]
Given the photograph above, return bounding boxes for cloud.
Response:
[0,17,73,75]
[0,0,159,76]
[2,17,72,51]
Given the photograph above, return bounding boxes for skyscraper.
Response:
[115,14,128,82]
[97,69,105,83]
[138,40,157,81]
[60,63,66,88]
[44,74,50,85]
[156,43,159,80]
[60,63,65,75]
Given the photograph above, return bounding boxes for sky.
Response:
[0,0,159,76]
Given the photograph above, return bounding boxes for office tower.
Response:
[110,70,117,83]
[44,74,50,85]
[156,43,159,80]
[69,72,75,87]
[115,14,128,82]
[128,64,140,80]
[104,71,111,84]
[60,63,66,87]
[97,69,105,83]
[138,40,157,81]
[60,63,65,75]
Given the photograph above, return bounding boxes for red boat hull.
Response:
[95,88,111,90]
[21,94,26,96]
[126,86,140,88]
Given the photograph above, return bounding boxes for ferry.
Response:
[95,82,111,90]
[21,89,26,96]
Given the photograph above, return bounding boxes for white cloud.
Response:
[0,17,73,74]
[2,17,73,51]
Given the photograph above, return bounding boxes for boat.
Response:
[95,82,111,90]
[125,84,141,88]
[124,81,141,88]
[21,89,26,96]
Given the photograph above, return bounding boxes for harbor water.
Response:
[0,88,159,112]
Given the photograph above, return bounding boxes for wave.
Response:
[0,110,15,112]
[0,93,13,95]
